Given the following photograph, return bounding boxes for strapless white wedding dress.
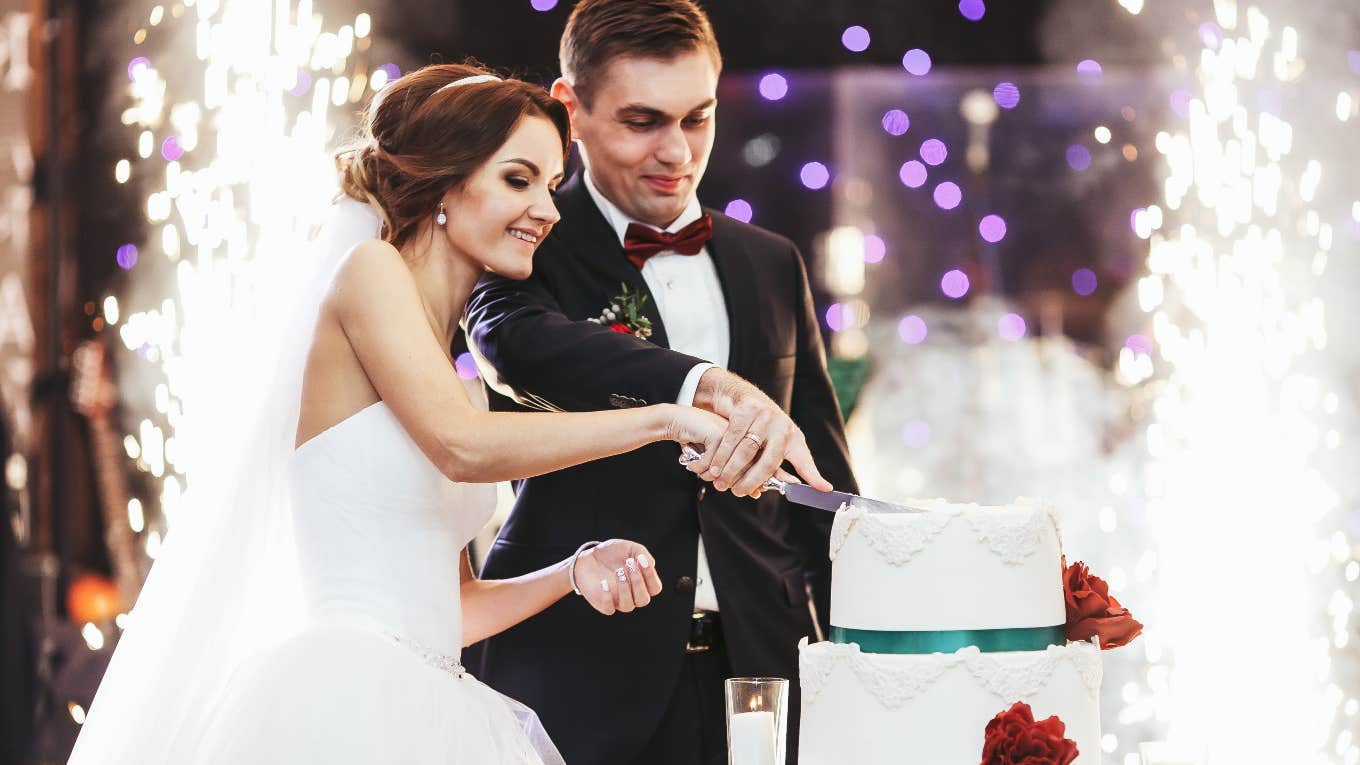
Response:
[189,401,563,763]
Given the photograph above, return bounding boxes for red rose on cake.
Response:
[1062,560,1142,649]
[980,701,1079,765]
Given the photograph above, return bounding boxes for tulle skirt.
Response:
[179,623,564,764]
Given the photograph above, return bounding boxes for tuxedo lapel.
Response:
[553,175,672,349]
[705,212,763,379]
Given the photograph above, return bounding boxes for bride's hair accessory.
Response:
[435,74,502,93]
[568,540,602,596]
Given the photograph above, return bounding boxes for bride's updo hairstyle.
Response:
[336,62,570,249]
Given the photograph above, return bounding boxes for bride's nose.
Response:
[529,194,561,226]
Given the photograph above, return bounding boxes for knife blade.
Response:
[679,445,927,514]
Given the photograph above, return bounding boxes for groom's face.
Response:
[566,50,718,228]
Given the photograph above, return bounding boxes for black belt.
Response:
[686,611,722,654]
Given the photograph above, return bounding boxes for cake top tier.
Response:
[829,497,1062,568]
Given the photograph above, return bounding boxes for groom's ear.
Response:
[551,78,581,120]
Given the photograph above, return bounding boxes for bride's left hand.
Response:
[573,539,663,616]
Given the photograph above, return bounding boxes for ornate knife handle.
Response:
[679,445,786,492]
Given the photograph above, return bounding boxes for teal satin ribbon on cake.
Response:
[830,625,1066,654]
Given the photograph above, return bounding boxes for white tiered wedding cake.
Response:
[799,498,1130,764]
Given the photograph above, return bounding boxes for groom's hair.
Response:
[560,0,722,109]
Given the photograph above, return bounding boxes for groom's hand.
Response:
[690,368,832,497]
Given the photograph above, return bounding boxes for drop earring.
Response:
[436,202,447,226]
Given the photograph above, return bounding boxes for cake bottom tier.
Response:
[798,638,1102,764]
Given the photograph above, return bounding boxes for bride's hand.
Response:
[573,539,663,616]
[661,404,727,459]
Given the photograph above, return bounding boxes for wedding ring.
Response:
[615,567,628,582]
[743,433,765,448]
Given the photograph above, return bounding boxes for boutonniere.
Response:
[588,283,654,340]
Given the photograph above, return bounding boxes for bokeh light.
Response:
[824,302,847,332]
[800,162,831,190]
[842,26,871,53]
[1124,333,1152,356]
[1094,125,1112,144]
[897,314,928,344]
[758,72,789,101]
[993,81,1021,109]
[958,0,986,21]
[289,70,313,97]
[940,268,970,299]
[1169,88,1192,117]
[863,235,886,264]
[160,136,183,162]
[1076,59,1103,85]
[920,138,948,166]
[127,57,150,81]
[997,313,1027,341]
[530,0,558,10]
[724,199,753,223]
[882,109,911,136]
[901,49,932,76]
[898,160,927,188]
[455,352,480,380]
[933,181,962,210]
[978,214,1007,243]
[1072,267,1098,296]
[1349,51,1360,75]
[115,244,139,270]
[901,419,932,448]
[1065,144,1092,171]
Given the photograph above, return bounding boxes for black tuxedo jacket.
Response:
[463,174,857,764]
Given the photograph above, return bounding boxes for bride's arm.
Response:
[458,540,662,646]
[330,241,725,484]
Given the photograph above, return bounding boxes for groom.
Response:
[463,1,857,762]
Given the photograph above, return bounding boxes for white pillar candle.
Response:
[729,710,777,765]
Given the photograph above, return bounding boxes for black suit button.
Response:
[676,576,694,591]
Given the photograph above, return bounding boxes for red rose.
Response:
[608,322,633,334]
[1063,560,1143,649]
[980,701,1079,765]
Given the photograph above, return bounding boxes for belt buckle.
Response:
[686,611,713,654]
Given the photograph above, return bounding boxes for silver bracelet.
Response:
[567,540,602,596]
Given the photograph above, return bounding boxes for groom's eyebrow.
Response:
[617,99,717,118]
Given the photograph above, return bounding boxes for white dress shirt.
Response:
[584,172,727,613]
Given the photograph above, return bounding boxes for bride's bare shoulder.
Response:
[328,239,416,306]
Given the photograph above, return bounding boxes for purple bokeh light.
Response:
[898,160,927,188]
[1169,89,1192,117]
[1125,333,1153,356]
[958,0,986,21]
[978,214,1007,243]
[825,303,848,332]
[1350,51,1360,75]
[800,162,830,190]
[998,313,1027,341]
[1076,59,1103,85]
[898,314,928,344]
[116,244,139,270]
[1072,268,1098,296]
[160,136,184,162]
[127,57,151,81]
[455,352,480,380]
[759,72,789,101]
[864,235,886,264]
[933,181,962,210]
[902,49,932,76]
[377,63,402,82]
[1065,145,1092,171]
[941,269,970,299]
[882,109,911,136]
[993,81,1020,109]
[842,25,871,53]
[902,420,932,448]
[920,138,948,166]
[724,199,753,223]
[289,70,313,96]
[530,0,558,10]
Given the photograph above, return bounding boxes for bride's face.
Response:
[441,115,565,280]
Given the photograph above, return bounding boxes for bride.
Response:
[67,63,746,763]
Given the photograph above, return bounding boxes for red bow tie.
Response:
[623,215,713,269]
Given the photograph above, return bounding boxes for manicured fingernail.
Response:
[626,557,638,572]
[601,579,610,593]
[637,554,651,569]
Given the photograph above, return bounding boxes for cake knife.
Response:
[679,445,927,514]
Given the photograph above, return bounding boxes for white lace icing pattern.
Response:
[831,500,1059,567]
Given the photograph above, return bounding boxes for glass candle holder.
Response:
[725,677,788,765]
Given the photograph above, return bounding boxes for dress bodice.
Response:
[290,402,492,654]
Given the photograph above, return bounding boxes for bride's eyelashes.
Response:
[505,174,531,190]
